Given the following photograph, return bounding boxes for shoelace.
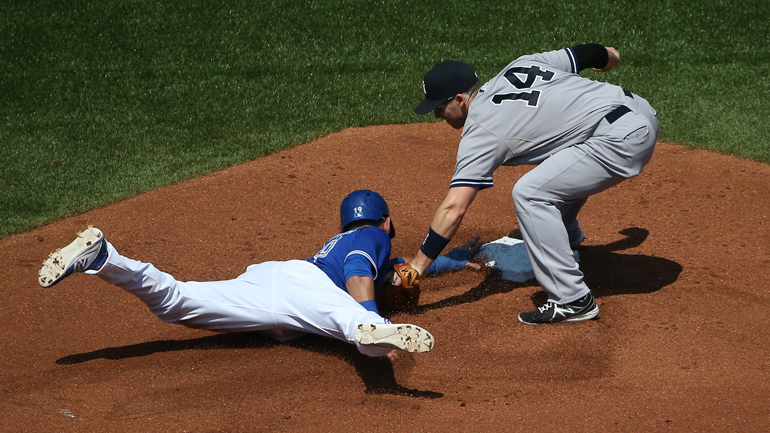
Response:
[538,303,555,313]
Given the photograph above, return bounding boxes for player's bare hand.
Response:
[392,271,402,286]
[465,261,482,270]
[593,46,620,72]
[386,349,400,361]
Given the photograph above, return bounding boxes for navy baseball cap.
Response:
[414,60,478,115]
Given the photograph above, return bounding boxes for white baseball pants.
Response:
[87,242,393,357]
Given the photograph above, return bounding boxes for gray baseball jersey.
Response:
[446,46,659,307]
[451,47,632,189]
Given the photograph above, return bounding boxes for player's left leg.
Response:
[513,144,624,305]
[257,260,434,357]
[513,94,658,325]
[558,197,588,248]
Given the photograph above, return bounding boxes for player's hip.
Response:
[597,91,658,139]
[238,259,333,287]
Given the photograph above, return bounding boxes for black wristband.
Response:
[571,44,609,71]
[420,227,451,260]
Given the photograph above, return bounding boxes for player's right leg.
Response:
[512,145,619,324]
[40,228,279,331]
[38,226,109,288]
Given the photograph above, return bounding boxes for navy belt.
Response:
[605,90,634,124]
[605,105,631,124]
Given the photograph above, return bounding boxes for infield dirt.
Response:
[2,123,769,431]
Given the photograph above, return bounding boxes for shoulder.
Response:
[503,48,576,74]
[355,226,391,245]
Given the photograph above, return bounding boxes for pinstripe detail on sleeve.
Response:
[449,178,494,190]
[565,47,578,73]
[345,250,378,280]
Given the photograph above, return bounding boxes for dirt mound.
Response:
[2,123,769,431]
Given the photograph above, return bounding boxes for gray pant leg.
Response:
[513,145,624,303]
[513,94,658,303]
[559,197,587,245]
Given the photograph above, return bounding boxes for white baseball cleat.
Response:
[355,323,434,353]
[38,226,108,288]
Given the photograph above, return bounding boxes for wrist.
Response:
[359,300,380,314]
[410,251,434,276]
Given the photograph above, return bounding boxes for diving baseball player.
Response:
[38,190,480,358]
[405,44,658,325]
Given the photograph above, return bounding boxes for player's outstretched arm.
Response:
[410,186,479,276]
[391,235,483,285]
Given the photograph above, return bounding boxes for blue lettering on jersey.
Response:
[312,232,347,260]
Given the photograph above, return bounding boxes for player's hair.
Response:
[463,80,483,100]
[344,217,387,231]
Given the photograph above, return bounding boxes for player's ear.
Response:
[381,217,395,239]
[456,93,469,108]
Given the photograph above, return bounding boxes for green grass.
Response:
[1,0,768,237]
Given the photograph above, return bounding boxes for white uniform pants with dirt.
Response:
[86,242,393,357]
[512,93,658,304]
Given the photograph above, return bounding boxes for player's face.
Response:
[434,95,467,129]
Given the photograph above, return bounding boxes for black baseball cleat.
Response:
[518,292,599,325]
[38,226,108,288]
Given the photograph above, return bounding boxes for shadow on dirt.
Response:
[415,227,682,312]
[579,227,683,298]
[52,227,673,399]
[56,330,443,399]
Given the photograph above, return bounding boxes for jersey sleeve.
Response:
[342,227,392,283]
[343,254,378,281]
[523,48,580,74]
[450,119,500,190]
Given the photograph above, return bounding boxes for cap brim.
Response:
[414,98,445,115]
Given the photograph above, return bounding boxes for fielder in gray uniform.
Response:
[408,44,658,325]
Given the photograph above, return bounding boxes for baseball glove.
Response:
[393,262,420,289]
[376,263,421,313]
